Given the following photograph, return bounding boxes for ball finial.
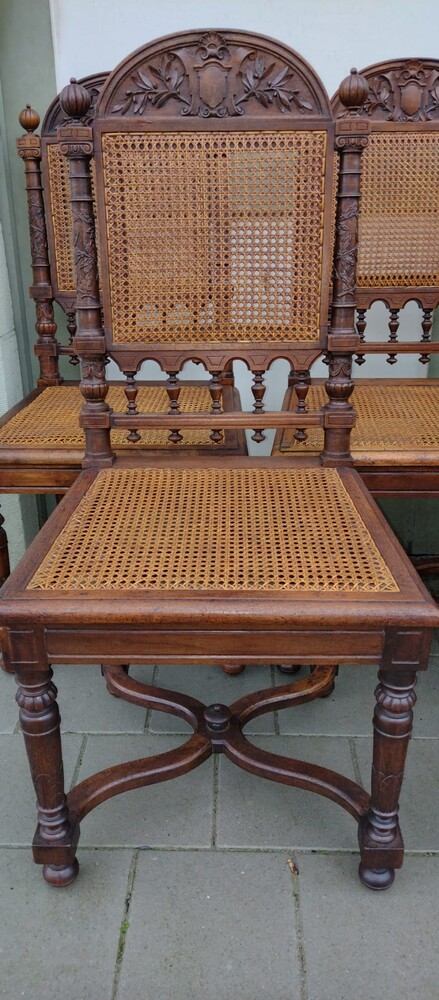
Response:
[59,78,91,120]
[338,67,369,111]
[19,105,40,133]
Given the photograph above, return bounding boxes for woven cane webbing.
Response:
[277,383,439,454]
[47,144,75,294]
[27,467,398,593]
[101,131,327,345]
[0,386,217,449]
[357,133,439,288]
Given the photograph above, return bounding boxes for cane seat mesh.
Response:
[100,130,328,345]
[27,467,398,593]
[0,386,219,449]
[357,132,439,288]
[275,383,439,457]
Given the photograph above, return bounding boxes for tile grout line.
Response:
[144,665,160,734]
[69,734,88,790]
[348,736,364,788]
[211,755,219,847]
[111,848,139,1000]
[289,862,308,1000]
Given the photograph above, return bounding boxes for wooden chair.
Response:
[274,58,439,521]
[1,31,437,893]
[0,74,244,584]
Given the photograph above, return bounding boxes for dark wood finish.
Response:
[2,33,438,896]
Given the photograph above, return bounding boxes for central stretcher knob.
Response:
[204,703,232,733]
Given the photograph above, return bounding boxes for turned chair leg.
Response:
[358,667,417,889]
[16,667,79,886]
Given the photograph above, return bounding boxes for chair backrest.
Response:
[58,30,368,464]
[332,58,439,365]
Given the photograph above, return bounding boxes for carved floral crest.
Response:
[361,60,439,122]
[107,31,322,119]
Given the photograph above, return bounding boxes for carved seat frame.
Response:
[1,31,438,895]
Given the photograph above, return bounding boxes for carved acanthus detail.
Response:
[363,60,439,121]
[73,210,98,302]
[333,202,360,302]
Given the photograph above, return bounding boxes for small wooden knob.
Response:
[18,105,40,133]
[59,77,91,119]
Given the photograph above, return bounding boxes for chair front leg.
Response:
[16,667,79,886]
[358,666,417,889]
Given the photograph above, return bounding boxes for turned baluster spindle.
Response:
[355,308,367,365]
[386,307,399,365]
[166,371,183,444]
[251,370,266,443]
[58,79,113,467]
[67,311,80,366]
[124,372,141,443]
[293,369,310,443]
[209,371,223,444]
[419,306,433,364]
[17,106,62,387]
[321,68,369,465]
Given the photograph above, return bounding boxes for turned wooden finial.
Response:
[18,104,40,133]
[338,67,369,112]
[59,77,91,119]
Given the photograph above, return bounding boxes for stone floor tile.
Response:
[118,849,302,1000]
[0,668,18,733]
[298,853,439,1000]
[277,664,378,737]
[77,734,214,847]
[355,736,439,851]
[216,735,358,849]
[151,663,275,734]
[0,847,131,999]
[53,663,153,733]
[0,733,83,845]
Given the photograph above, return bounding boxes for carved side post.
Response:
[58,80,113,467]
[17,107,62,386]
[321,70,369,465]
[16,666,79,885]
[358,628,431,889]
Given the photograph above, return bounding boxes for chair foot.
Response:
[276,665,302,675]
[43,858,79,888]
[358,864,394,891]
[221,664,246,675]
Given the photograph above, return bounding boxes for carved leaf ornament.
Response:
[109,33,318,119]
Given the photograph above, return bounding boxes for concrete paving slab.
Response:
[53,663,153,733]
[298,852,439,1000]
[277,664,378,737]
[118,849,302,1000]
[216,735,358,849]
[0,847,131,1000]
[0,668,18,733]
[355,736,439,851]
[151,663,276,734]
[77,734,214,847]
[0,733,83,845]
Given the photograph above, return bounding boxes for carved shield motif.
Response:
[197,63,228,110]
[399,81,423,118]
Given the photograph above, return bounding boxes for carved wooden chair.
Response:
[274,58,439,540]
[0,74,244,585]
[1,31,437,894]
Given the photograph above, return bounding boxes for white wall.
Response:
[49,0,439,452]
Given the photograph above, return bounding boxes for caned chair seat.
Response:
[26,465,398,595]
[274,380,439,466]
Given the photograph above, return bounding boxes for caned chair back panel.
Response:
[41,73,107,313]
[93,30,335,371]
[332,59,439,313]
